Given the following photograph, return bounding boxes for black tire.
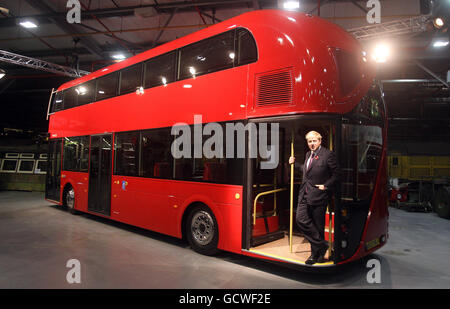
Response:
[186,205,219,256]
[64,186,79,215]
[433,186,450,219]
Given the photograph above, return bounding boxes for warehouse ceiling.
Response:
[0,0,449,141]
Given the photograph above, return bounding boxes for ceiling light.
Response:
[19,21,38,28]
[0,69,5,79]
[112,54,126,60]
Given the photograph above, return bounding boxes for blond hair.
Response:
[305,131,322,141]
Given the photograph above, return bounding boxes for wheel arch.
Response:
[62,182,74,206]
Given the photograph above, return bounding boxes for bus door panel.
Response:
[88,134,112,216]
[45,138,62,202]
[110,176,143,225]
[138,180,175,235]
[110,176,129,220]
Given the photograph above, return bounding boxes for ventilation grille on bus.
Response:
[255,68,293,107]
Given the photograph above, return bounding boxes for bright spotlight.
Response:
[372,43,391,63]
[433,17,445,29]
[283,1,300,11]
[0,68,5,79]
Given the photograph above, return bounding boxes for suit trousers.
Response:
[295,196,328,257]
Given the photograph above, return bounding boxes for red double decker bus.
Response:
[45,9,388,268]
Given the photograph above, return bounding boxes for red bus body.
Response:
[46,10,388,268]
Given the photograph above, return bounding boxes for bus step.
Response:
[251,230,285,247]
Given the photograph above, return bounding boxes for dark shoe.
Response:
[305,252,326,265]
[316,254,326,263]
[321,242,329,255]
[305,255,317,265]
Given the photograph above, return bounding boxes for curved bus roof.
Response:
[57,9,367,92]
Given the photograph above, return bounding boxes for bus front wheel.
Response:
[64,186,79,215]
[186,205,219,256]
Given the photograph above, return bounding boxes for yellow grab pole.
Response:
[328,125,333,257]
[253,188,286,225]
[289,131,294,253]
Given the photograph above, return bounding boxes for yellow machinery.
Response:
[387,154,450,219]
[388,155,450,180]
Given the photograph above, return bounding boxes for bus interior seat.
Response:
[203,162,227,183]
[153,162,171,178]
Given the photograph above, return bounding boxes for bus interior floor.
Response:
[250,234,331,264]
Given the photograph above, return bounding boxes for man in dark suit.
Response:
[289,131,338,265]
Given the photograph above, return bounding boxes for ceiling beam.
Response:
[152,8,179,48]
[350,0,368,14]
[25,0,105,59]
[0,49,89,77]
[0,0,264,27]
[413,60,449,88]
[253,0,261,10]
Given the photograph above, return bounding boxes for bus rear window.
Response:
[333,48,361,97]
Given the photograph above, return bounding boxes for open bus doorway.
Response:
[247,116,339,265]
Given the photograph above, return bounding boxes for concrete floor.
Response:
[0,190,449,289]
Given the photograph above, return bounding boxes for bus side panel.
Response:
[60,171,89,212]
[48,67,248,139]
[109,177,243,254]
[175,186,243,254]
[111,176,177,236]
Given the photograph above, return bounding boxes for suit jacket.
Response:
[298,146,339,206]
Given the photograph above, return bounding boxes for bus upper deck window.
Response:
[52,91,63,113]
[63,87,77,110]
[76,80,95,106]
[236,28,257,65]
[144,52,176,89]
[96,72,119,101]
[120,64,143,95]
[179,30,235,80]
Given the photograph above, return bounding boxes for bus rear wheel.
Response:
[186,205,219,256]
